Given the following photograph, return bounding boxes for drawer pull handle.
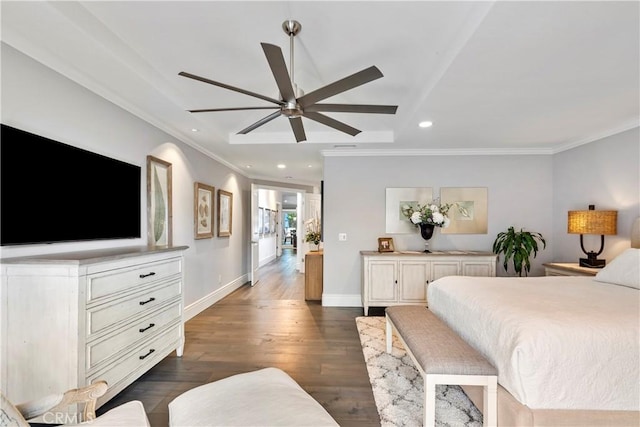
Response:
[139,297,156,306]
[139,323,155,333]
[139,272,156,279]
[139,349,155,360]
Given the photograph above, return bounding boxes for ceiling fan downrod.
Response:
[282,20,301,90]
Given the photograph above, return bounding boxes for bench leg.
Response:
[385,315,392,353]
[483,376,498,427]
[424,375,436,427]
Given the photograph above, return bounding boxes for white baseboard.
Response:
[183,273,249,321]
[321,293,362,307]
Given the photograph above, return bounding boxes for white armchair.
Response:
[0,381,149,426]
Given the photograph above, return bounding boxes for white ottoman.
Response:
[168,367,339,426]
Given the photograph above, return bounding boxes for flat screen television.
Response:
[1,124,142,246]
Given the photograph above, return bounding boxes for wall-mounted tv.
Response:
[1,124,141,246]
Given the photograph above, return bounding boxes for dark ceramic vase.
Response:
[419,223,435,252]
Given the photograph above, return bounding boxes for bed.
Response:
[427,248,640,426]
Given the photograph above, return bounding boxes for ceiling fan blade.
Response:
[289,117,307,142]
[304,104,398,114]
[188,106,279,113]
[298,66,384,108]
[303,112,361,136]
[237,111,282,134]
[179,71,283,106]
[261,43,296,102]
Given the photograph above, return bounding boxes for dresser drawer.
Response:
[87,301,181,371]
[87,280,181,336]
[87,324,182,391]
[87,258,181,302]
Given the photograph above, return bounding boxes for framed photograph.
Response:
[258,207,264,236]
[440,187,488,234]
[194,182,214,239]
[378,237,395,252]
[147,155,172,246]
[217,189,233,237]
[385,187,433,233]
[263,208,270,235]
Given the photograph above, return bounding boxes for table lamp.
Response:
[567,205,617,268]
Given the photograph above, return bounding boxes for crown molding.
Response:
[551,120,640,154]
[321,147,554,157]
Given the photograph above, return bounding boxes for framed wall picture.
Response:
[194,182,214,239]
[258,207,264,236]
[217,189,233,237]
[440,187,488,234]
[270,209,277,234]
[263,208,270,235]
[147,155,172,246]
[385,187,433,233]
[378,237,395,252]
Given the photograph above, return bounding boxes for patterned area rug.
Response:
[356,316,482,427]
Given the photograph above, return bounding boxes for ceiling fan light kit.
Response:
[180,20,397,143]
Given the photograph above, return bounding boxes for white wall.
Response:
[322,154,554,306]
[552,128,640,262]
[1,44,251,317]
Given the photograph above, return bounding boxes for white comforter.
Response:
[427,276,640,411]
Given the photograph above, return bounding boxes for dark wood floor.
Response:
[98,248,381,426]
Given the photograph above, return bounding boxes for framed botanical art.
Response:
[263,208,270,235]
[147,155,172,246]
[217,189,233,237]
[385,187,433,233]
[270,209,277,234]
[194,182,214,239]
[440,187,488,234]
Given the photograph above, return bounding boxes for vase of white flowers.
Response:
[401,201,452,252]
[304,217,322,251]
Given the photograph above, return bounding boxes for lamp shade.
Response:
[567,209,617,235]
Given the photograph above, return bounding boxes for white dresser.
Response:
[361,251,497,315]
[0,245,188,410]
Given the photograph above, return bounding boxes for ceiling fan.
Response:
[179,20,398,143]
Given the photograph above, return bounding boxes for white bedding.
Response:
[427,276,640,411]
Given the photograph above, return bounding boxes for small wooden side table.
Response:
[543,262,599,277]
[305,250,323,301]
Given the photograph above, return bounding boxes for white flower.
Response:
[430,204,439,212]
[410,211,422,224]
[432,212,444,224]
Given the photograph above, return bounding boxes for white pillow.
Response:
[594,248,640,289]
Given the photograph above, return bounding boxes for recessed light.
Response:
[277,164,286,169]
[246,165,252,168]
[307,164,313,168]
[191,128,199,132]
[418,121,433,128]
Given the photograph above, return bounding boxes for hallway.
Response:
[98,248,380,426]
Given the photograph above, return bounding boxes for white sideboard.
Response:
[361,251,497,315]
[1,245,188,413]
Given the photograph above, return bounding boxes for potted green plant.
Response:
[492,226,546,277]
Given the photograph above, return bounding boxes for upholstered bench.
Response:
[385,305,498,427]
[168,367,339,426]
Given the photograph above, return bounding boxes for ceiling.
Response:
[2,1,638,186]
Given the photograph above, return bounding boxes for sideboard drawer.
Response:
[87,301,181,371]
[87,323,182,392]
[87,280,181,336]
[87,258,181,302]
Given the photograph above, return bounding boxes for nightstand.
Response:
[543,262,599,277]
